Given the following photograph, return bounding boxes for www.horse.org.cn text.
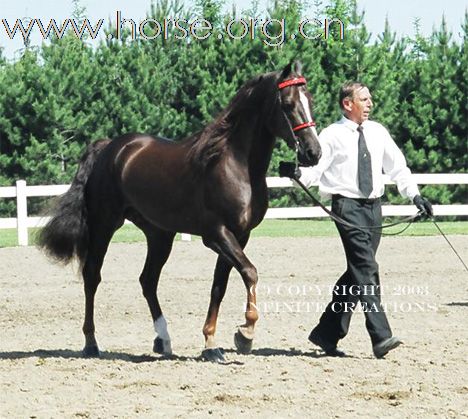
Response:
[1,12,345,48]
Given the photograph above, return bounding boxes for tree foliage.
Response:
[0,0,466,215]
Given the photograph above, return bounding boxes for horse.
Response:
[38,61,321,362]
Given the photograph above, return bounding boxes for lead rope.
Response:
[292,173,468,273]
[430,216,468,272]
[294,139,299,168]
[292,174,421,231]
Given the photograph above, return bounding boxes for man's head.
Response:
[339,82,373,124]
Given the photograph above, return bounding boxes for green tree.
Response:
[0,0,465,216]
[398,17,465,204]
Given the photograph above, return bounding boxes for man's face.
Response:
[342,87,373,124]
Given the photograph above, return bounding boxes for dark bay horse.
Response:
[39,61,321,362]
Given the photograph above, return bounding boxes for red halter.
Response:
[277,77,316,132]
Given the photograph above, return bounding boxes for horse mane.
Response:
[185,72,277,172]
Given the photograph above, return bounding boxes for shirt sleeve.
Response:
[382,128,420,200]
[297,129,334,188]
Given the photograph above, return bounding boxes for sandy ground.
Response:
[0,235,467,418]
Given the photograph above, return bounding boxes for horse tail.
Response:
[38,139,110,266]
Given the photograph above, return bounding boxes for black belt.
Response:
[332,194,380,204]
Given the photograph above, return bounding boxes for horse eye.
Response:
[282,103,294,112]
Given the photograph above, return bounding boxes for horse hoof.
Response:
[82,345,100,358]
[153,337,172,355]
[234,331,253,354]
[202,348,226,363]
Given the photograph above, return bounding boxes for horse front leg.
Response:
[202,229,256,362]
[234,267,257,356]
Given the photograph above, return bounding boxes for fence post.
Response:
[16,180,28,246]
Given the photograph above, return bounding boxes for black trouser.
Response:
[314,195,392,346]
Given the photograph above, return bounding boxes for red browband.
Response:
[277,76,315,133]
[277,77,307,90]
[293,121,316,131]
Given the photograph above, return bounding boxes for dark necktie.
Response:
[357,125,373,197]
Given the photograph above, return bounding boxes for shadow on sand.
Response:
[0,346,355,363]
[445,302,468,307]
[0,349,198,363]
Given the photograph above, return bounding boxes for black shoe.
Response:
[308,328,346,357]
[373,336,402,358]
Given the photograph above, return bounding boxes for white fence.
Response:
[1,174,467,246]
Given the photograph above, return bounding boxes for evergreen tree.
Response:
[0,0,465,216]
[398,17,465,204]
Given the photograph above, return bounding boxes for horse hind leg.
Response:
[201,255,233,362]
[82,217,122,357]
[138,228,176,356]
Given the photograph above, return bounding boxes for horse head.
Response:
[271,61,322,166]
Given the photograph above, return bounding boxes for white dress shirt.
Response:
[299,116,420,200]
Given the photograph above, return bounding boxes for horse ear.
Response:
[280,61,293,78]
[292,60,303,74]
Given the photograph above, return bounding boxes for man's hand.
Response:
[413,195,433,218]
[279,161,301,179]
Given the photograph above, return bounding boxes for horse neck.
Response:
[230,115,276,180]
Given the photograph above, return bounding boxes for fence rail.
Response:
[1,174,467,246]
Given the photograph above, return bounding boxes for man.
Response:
[279,82,433,358]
